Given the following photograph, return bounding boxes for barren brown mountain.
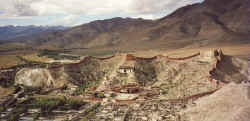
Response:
[11,0,249,51]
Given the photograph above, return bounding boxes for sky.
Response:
[0,0,204,27]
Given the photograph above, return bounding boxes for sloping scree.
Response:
[211,55,249,83]
[64,56,124,87]
[134,59,158,86]
[64,57,104,86]
[15,68,55,88]
[181,83,250,121]
[132,51,219,99]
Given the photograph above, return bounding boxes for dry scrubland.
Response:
[0,55,25,69]
[1,44,249,69]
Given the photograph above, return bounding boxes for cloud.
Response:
[0,0,203,16]
[0,0,133,16]
[0,0,40,16]
[130,0,203,14]
[48,15,84,26]
[132,14,163,20]
[0,0,203,26]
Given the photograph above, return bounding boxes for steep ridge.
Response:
[154,0,248,46]
[4,0,248,50]
[24,18,156,49]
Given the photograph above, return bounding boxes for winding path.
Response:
[96,55,127,91]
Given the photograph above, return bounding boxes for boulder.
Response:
[182,83,250,121]
[15,68,55,88]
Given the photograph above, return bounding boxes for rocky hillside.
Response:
[0,49,249,121]
[9,0,248,50]
[0,25,67,43]
[182,83,250,121]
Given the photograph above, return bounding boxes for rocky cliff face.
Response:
[15,68,55,88]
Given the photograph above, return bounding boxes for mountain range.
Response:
[1,0,249,51]
[0,25,67,42]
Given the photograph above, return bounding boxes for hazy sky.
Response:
[0,0,204,26]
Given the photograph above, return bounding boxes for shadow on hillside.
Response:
[212,55,248,83]
[134,59,157,86]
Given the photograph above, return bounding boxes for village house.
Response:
[118,66,135,74]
